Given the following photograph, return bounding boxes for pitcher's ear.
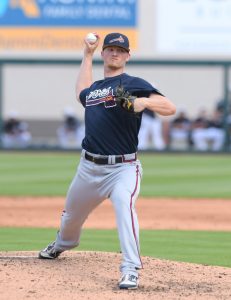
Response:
[126,53,131,62]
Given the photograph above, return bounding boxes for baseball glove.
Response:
[114,85,137,113]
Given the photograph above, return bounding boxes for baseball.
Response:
[86,32,98,44]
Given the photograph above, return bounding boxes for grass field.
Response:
[1,227,231,268]
[0,151,231,198]
[0,151,231,267]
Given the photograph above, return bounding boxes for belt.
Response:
[84,151,137,165]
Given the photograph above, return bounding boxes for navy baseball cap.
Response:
[102,33,130,52]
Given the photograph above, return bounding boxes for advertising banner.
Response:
[0,0,137,54]
[156,0,231,56]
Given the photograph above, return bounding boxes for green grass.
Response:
[1,152,230,269]
[0,152,76,196]
[1,227,231,268]
[140,153,231,198]
[0,151,231,198]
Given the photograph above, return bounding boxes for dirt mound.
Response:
[1,197,231,299]
[1,251,231,300]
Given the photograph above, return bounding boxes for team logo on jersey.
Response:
[86,87,116,108]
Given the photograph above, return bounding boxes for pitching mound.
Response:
[1,251,231,300]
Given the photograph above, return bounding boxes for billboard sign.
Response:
[0,0,137,54]
[156,0,231,56]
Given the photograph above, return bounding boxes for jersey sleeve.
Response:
[129,77,164,98]
[79,88,89,107]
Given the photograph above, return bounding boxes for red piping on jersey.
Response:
[130,165,143,269]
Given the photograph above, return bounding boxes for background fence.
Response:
[0,58,230,151]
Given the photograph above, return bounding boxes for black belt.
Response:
[84,152,136,165]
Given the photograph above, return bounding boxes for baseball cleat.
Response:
[118,274,139,290]
[38,241,63,259]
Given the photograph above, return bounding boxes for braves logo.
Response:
[86,87,116,108]
[109,35,125,44]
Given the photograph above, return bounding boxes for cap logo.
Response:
[109,35,125,44]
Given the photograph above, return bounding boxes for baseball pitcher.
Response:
[39,32,176,290]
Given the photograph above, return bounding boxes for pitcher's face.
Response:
[101,46,130,70]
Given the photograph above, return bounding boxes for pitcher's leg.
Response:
[55,171,103,251]
[110,164,142,277]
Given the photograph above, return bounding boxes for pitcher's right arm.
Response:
[76,34,100,102]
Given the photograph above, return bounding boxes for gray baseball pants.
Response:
[55,150,143,277]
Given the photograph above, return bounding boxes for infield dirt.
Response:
[1,197,231,300]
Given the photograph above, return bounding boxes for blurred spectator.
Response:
[191,109,210,151]
[206,109,225,151]
[191,108,225,151]
[1,111,31,148]
[168,108,191,150]
[138,109,165,150]
[57,106,84,149]
[216,98,231,149]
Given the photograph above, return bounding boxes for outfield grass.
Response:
[0,151,231,198]
[0,227,231,268]
[0,152,230,268]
